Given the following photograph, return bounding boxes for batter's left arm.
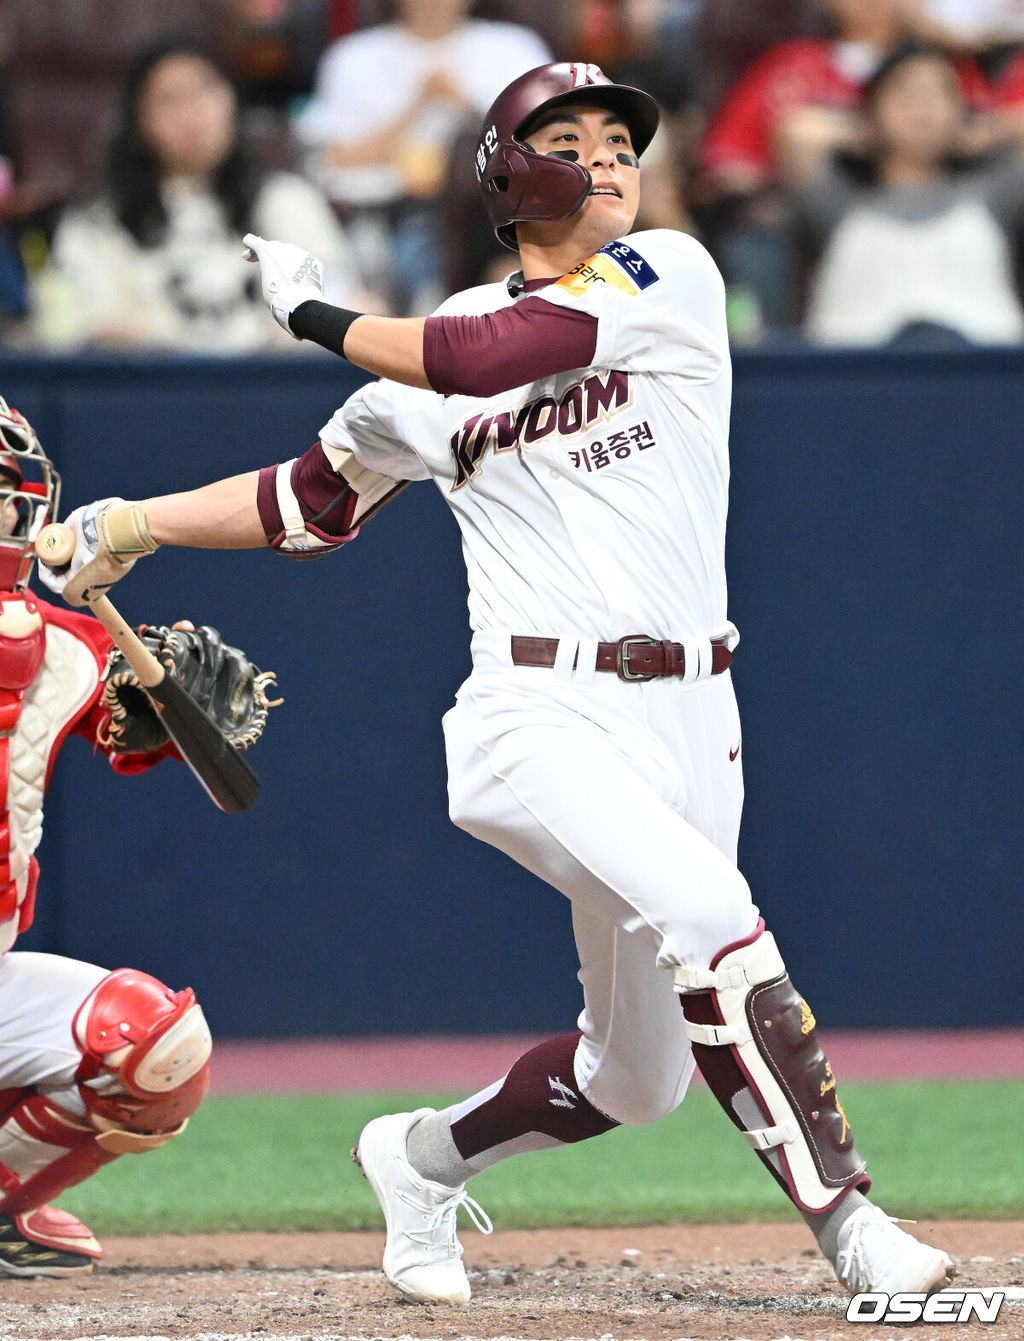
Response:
[243,234,599,395]
[143,471,267,549]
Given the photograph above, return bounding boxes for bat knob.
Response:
[34,523,75,568]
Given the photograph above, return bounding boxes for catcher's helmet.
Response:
[477,61,660,252]
[0,397,61,592]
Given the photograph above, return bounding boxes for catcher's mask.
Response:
[476,61,660,252]
[0,398,61,593]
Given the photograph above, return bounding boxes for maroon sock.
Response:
[450,1031,618,1166]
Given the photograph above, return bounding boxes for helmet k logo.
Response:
[569,62,604,88]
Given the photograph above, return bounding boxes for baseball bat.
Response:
[35,523,260,813]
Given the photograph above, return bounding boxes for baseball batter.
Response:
[0,400,274,1277]
[42,62,953,1307]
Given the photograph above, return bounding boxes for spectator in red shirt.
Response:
[694,0,991,335]
[701,0,990,194]
[787,42,1024,347]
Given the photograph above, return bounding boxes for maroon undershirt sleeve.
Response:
[423,296,600,397]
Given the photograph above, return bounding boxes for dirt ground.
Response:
[1,1221,1021,1341]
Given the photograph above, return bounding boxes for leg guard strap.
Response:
[743,1119,801,1152]
[685,1019,752,1046]
[675,921,870,1213]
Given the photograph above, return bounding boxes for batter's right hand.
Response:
[36,498,122,596]
[37,499,158,607]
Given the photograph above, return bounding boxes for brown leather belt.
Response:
[510,635,733,683]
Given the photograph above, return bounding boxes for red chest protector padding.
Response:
[73,969,212,1133]
[0,594,46,692]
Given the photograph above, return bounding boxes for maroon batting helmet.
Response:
[477,61,661,251]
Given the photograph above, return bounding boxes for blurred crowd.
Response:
[4,0,1024,351]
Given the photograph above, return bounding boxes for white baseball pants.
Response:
[443,632,760,1128]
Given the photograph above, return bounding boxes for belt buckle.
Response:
[616,635,660,682]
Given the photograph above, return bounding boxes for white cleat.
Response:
[835,1204,954,1295]
[353,1107,493,1305]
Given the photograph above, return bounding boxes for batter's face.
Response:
[523,104,641,245]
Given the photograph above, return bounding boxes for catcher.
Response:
[0,398,277,1277]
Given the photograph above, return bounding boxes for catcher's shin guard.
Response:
[0,1092,116,1218]
[674,920,869,1213]
[0,970,211,1218]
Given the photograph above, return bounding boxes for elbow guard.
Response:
[257,450,360,559]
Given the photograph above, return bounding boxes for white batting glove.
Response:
[242,233,325,337]
[36,498,158,606]
[36,498,124,596]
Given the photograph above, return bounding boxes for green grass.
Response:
[58,1080,1023,1236]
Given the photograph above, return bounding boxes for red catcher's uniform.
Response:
[0,398,212,1276]
[0,589,211,1274]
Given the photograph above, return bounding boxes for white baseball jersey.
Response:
[318,229,738,650]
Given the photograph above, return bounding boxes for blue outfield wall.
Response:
[1,348,1020,1036]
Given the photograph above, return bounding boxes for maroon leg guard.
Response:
[675,923,870,1213]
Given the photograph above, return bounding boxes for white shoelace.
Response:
[836,1210,914,1291]
[398,1182,494,1253]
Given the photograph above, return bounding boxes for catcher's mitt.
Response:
[101,624,280,754]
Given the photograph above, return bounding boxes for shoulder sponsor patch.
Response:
[556,255,636,297]
[555,240,660,298]
[600,240,659,290]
